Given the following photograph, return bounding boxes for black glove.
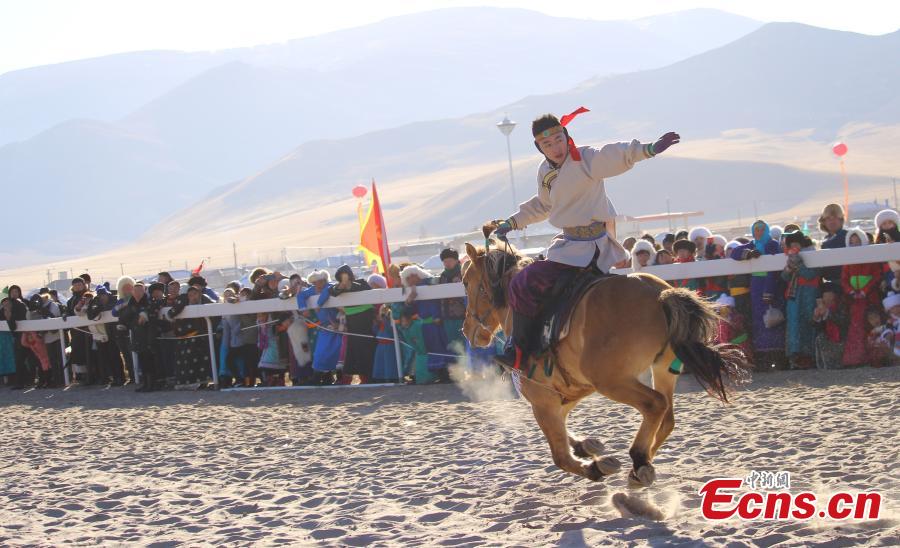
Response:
[653,132,680,155]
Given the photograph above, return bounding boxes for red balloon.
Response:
[352,185,368,198]
[832,142,848,157]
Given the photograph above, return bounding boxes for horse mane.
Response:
[469,238,532,307]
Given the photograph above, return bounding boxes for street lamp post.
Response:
[497,115,524,244]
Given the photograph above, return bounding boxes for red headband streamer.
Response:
[559,106,589,161]
[559,106,589,127]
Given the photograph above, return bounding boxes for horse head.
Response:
[462,240,527,348]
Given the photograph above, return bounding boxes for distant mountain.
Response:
[0,8,764,256]
[0,51,236,146]
[150,23,900,241]
[0,8,761,148]
[144,154,894,270]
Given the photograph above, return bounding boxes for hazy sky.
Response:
[1,0,898,75]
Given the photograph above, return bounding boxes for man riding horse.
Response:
[489,108,680,370]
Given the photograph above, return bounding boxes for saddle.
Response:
[536,263,615,356]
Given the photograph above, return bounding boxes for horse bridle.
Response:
[465,238,511,343]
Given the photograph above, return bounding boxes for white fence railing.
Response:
[2,243,897,388]
[3,243,898,334]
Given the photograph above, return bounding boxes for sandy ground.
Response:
[0,367,898,547]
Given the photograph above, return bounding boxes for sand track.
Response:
[1,367,898,546]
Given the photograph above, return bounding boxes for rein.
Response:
[469,236,513,342]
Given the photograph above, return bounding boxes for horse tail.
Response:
[658,287,750,403]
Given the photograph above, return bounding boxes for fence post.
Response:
[389,308,404,382]
[58,330,69,386]
[131,331,141,384]
[204,317,219,388]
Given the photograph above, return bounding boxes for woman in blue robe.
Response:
[297,271,341,385]
[400,265,451,382]
[730,220,787,369]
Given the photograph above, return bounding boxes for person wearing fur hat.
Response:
[813,282,849,369]
[367,274,400,383]
[486,110,680,370]
[698,235,729,300]
[670,239,701,293]
[818,203,848,284]
[873,209,900,294]
[769,225,784,246]
[709,235,727,258]
[840,227,883,367]
[688,227,712,261]
[730,220,787,369]
[630,239,656,272]
[874,209,900,243]
[112,276,138,384]
[781,231,819,369]
[297,270,341,385]
[401,264,452,382]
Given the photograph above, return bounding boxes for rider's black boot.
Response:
[494,312,538,371]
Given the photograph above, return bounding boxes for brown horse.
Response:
[462,239,748,486]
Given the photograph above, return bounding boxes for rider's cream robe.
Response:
[510,141,653,271]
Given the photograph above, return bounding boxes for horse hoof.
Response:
[586,456,621,480]
[628,464,656,487]
[582,438,605,456]
[573,438,605,458]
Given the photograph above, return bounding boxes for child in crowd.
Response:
[781,231,818,369]
[879,292,900,365]
[630,239,656,272]
[688,227,712,261]
[671,240,701,292]
[654,249,674,265]
[714,294,753,365]
[813,282,849,369]
[864,306,891,368]
[702,240,728,300]
[398,310,434,384]
[841,228,882,367]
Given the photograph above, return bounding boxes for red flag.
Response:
[358,180,392,279]
[191,259,205,277]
